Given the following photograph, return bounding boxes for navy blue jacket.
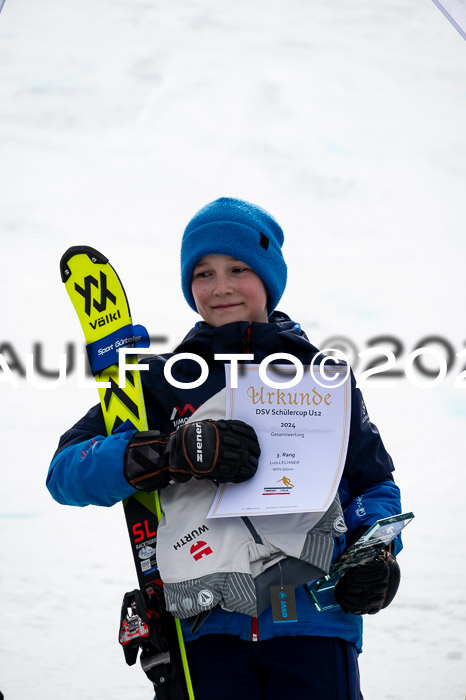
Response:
[47,313,402,650]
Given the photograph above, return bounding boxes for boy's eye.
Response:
[232,266,250,274]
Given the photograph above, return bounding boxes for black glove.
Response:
[124,430,171,491]
[334,550,400,615]
[124,419,261,492]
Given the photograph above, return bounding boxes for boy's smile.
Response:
[191,254,269,327]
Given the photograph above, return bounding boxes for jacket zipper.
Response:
[244,325,258,644]
[251,616,259,642]
[242,326,252,355]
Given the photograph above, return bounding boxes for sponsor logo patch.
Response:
[197,589,214,607]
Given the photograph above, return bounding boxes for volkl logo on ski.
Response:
[90,310,122,329]
[75,271,117,317]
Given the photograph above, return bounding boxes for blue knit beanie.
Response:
[181,197,287,313]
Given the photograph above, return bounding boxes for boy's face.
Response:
[191,254,268,327]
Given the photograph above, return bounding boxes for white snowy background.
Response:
[1,1,465,698]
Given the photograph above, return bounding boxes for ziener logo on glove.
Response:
[196,423,203,462]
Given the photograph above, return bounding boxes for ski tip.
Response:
[60,246,109,282]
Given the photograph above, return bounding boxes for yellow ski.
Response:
[60,245,194,700]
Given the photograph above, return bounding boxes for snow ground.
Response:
[1,1,465,698]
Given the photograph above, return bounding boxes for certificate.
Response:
[207,364,351,518]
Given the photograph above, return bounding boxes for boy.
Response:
[48,197,402,699]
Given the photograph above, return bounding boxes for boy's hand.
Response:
[124,419,260,491]
[334,550,401,615]
[168,419,260,484]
